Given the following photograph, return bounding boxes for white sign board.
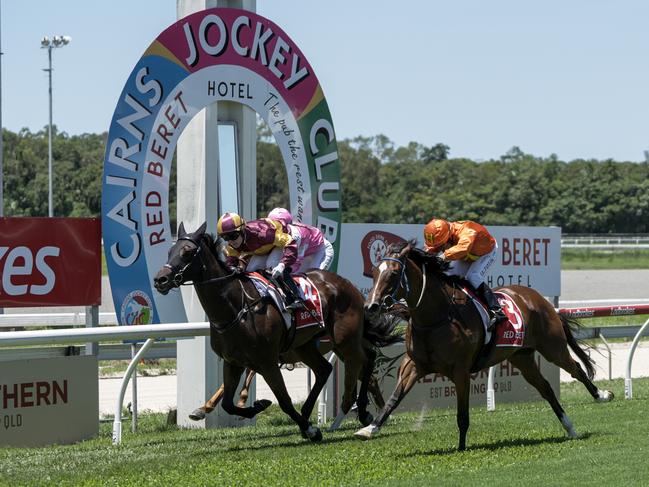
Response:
[338,224,561,297]
[348,344,560,412]
[0,356,98,446]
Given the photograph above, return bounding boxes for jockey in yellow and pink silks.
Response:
[216,212,302,310]
[267,207,334,273]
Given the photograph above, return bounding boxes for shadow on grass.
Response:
[401,432,593,457]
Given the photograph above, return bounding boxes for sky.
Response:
[2,0,648,162]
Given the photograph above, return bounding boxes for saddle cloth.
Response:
[248,272,324,331]
[461,287,525,347]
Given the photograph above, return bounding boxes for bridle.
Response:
[377,255,427,311]
[164,234,262,333]
[165,236,238,287]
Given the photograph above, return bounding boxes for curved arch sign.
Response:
[102,8,341,324]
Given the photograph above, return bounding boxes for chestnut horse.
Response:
[356,241,614,451]
[153,222,400,441]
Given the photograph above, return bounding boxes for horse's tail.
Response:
[560,313,596,380]
[363,311,405,348]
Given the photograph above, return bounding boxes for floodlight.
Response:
[41,36,50,47]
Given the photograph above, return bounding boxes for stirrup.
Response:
[285,300,304,311]
[487,310,506,331]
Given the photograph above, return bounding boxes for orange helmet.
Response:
[424,219,450,250]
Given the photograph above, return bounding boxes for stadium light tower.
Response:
[41,35,71,217]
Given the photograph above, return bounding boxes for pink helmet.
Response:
[267,207,293,226]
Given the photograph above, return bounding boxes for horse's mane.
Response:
[199,232,228,265]
[386,239,456,281]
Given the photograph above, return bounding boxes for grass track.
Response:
[1,378,648,486]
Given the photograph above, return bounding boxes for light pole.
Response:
[40,35,70,217]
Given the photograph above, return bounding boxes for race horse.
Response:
[153,222,401,441]
[356,240,614,451]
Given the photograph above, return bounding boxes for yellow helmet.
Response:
[424,218,450,251]
[217,212,246,236]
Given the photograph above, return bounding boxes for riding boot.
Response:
[477,283,507,331]
[279,270,303,311]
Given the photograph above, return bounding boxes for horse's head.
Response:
[364,240,414,316]
[153,221,208,295]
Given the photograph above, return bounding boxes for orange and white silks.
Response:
[442,221,496,262]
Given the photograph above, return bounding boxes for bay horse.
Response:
[355,240,614,451]
[153,222,400,441]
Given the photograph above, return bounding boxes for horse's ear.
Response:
[196,221,207,236]
[399,242,412,258]
[178,222,186,238]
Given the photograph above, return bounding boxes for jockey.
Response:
[267,207,335,273]
[216,212,303,310]
[423,218,507,331]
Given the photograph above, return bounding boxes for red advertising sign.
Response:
[0,218,101,307]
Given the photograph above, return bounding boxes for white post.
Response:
[112,338,155,445]
[625,317,649,399]
[175,0,257,429]
[487,366,496,411]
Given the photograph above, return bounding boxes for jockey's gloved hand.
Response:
[271,262,285,279]
[231,266,243,275]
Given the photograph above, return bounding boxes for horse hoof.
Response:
[254,399,272,412]
[304,425,322,442]
[188,409,206,421]
[354,424,379,440]
[358,411,374,427]
[596,390,614,403]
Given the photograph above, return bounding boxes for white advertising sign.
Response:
[346,344,560,413]
[0,356,98,446]
[338,224,561,297]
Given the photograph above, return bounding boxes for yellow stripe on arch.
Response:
[143,40,189,73]
[297,84,325,120]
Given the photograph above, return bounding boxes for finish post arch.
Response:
[102,5,341,426]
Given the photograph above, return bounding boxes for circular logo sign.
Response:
[120,290,154,326]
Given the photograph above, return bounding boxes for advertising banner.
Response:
[0,356,98,447]
[0,217,101,307]
[339,223,561,297]
[340,344,559,412]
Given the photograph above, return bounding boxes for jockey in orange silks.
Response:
[217,212,302,310]
[423,218,506,331]
[267,207,334,273]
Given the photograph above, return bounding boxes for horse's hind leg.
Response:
[541,340,614,403]
[260,363,323,442]
[508,350,578,438]
[368,374,385,410]
[293,341,333,422]
[221,362,271,419]
[236,369,256,408]
[354,347,378,427]
[189,383,225,421]
[189,368,257,420]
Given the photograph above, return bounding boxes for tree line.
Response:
[3,127,648,234]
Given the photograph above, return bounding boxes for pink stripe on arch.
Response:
[154,8,320,118]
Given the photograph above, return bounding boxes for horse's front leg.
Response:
[454,371,471,451]
[221,362,271,419]
[259,363,322,442]
[354,355,420,439]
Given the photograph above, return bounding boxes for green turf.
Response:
[1,377,647,486]
[562,248,649,269]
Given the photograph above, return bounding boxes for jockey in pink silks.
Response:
[267,207,335,273]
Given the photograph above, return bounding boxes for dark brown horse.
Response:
[355,241,614,450]
[189,347,389,422]
[153,222,400,441]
